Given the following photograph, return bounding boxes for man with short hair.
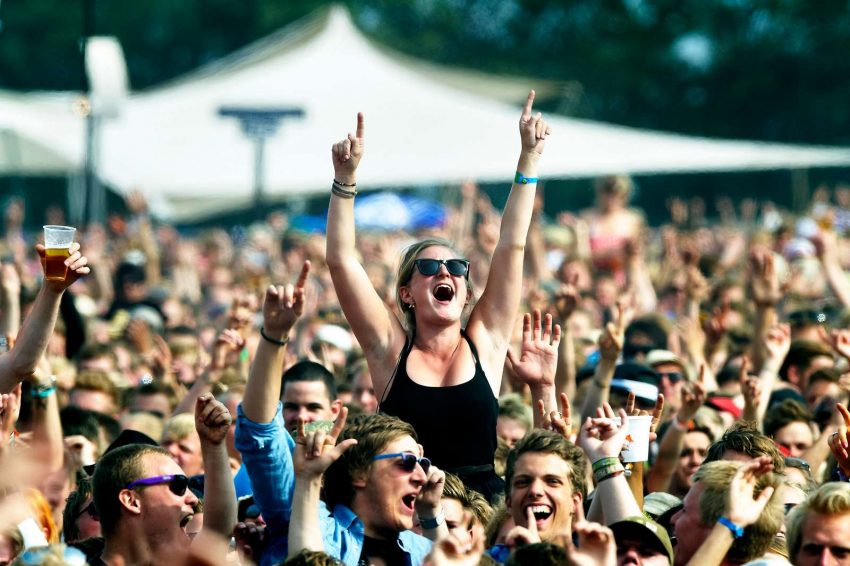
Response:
[670,459,783,565]
[161,413,205,477]
[646,349,689,417]
[289,411,444,565]
[763,399,816,458]
[237,266,341,565]
[704,421,786,472]
[91,395,235,566]
[786,482,850,566]
[280,360,342,434]
[503,429,587,542]
[779,340,835,393]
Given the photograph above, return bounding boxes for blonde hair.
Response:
[161,413,196,442]
[73,370,119,405]
[692,461,783,563]
[25,488,59,544]
[395,238,474,332]
[786,482,850,561]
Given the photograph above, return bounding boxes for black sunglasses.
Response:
[372,452,431,474]
[658,371,684,383]
[126,474,190,497]
[413,258,469,278]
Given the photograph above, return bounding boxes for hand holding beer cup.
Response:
[37,225,90,291]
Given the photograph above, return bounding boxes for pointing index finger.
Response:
[355,112,365,139]
[295,260,311,290]
[522,90,535,117]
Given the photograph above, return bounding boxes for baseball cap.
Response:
[611,361,660,403]
[610,515,674,564]
[646,349,688,375]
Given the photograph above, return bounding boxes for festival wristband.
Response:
[515,171,538,185]
[718,516,744,538]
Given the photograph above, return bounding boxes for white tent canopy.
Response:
[5,6,850,221]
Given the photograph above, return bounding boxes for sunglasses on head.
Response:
[372,452,431,474]
[126,474,190,496]
[413,258,469,278]
[658,371,684,383]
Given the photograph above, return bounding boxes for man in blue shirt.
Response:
[236,263,442,565]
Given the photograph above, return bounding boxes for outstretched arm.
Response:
[469,91,550,390]
[242,261,309,424]
[325,113,405,394]
[0,244,89,393]
[195,395,237,549]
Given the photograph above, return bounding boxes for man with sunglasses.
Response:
[289,410,445,566]
[91,394,236,566]
[646,350,690,419]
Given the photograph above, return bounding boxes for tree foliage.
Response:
[1,0,847,146]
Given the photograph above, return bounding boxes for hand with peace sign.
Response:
[599,301,631,363]
[294,406,357,480]
[331,112,365,185]
[261,261,310,343]
[519,90,551,156]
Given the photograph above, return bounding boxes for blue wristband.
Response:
[33,386,55,399]
[515,171,538,185]
[718,516,744,538]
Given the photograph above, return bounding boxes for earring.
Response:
[409,302,415,309]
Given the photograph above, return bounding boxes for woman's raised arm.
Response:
[325,113,405,386]
[469,91,550,376]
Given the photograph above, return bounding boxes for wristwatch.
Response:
[419,508,445,530]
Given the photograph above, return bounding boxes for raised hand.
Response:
[763,323,791,369]
[828,402,850,476]
[677,364,707,425]
[36,242,90,292]
[519,90,551,156]
[415,463,447,519]
[749,248,781,307]
[507,310,561,389]
[505,507,542,549]
[599,302,630,362]
[578,404,629,463]
[568,518,617,566]
[331,113,365,182]
[821,327,850,363]
[195,394,232,446]
[538,392,572,439]
[211,328,246,371]
[724,456,776,527]
[554,275,580,322]
[423,532,484,566]
[293,406,357,479]
[262,261,310,341]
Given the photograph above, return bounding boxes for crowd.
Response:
[1,91,850,565]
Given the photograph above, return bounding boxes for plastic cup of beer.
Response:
[614,415,653,463]
[43,225,76,281]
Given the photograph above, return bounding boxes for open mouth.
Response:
[180,513,194,534]
[433,284,454,302]
[402,494,416,512]
[526,504,553,525]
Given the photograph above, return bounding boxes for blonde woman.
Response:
[325,92,551,501]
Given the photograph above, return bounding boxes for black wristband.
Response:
[260,326,289,346]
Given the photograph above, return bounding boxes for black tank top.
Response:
[379,330,498,471]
